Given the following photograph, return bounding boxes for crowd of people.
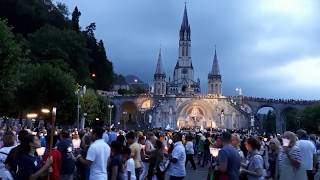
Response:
[0,124,320,180]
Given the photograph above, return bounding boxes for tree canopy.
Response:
[0,0,116,124]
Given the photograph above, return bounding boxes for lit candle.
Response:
[36,147,46,156]
[210,147,220,157]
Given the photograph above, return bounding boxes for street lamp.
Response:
[41,108,50,114]
[123,111,128,129]
[76,85,86,129]
[108,105,114,126]
[235,88,242,96]
[27,113,38,119]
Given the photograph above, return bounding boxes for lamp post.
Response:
[108,105,114,126]
[123,111,128,129]
[76,85,86,129]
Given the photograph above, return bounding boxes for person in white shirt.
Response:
[167,132,186,180]
[77,127,111,180]
[122,146,136,180]
[296,129,317,180]
[140,132,155,180]
[185,135,196,170]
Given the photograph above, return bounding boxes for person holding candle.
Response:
[43,132,61,180]
[278,131,307,180]
[16,134,53,180]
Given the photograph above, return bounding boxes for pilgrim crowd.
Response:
[0,125,319,180]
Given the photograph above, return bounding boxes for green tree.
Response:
[71,6,81,33]
[83,23,114,90]
[0,0,70,35]
[283,108,299,132]
[0,19,26,116]
[28,25,92,84]
[80,89,99,125]
[262,110,276,134]
[301,104,320,133]
[16,63,77,124]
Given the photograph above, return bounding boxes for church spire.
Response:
[211,46,220,75]
[155,48,165,75]
[180,3,190,41]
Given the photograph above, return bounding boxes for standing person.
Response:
[5,129,29,175]
[108,141,123,180]
[296,129,317,180]
[153,139,165,180]
[279,131,307,180]
[126,131,142,179]
[167,132,186,180]
[185,135,196,170]
[77,127,111,180]
[57,129,76,180]
[197,134,205,165]
[123,146,136,180]
[267,138,280,180]
[0,131,16,179]
[231,133,245,163]
[77,134,92,180]
[217,132,241,180]
[43,133,62,180]
[108,128,117,144]
[140,132,155,180]
[201,134,211,167]
[16,134,53,180]
[240,137,264,180]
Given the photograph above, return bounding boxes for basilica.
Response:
[151,5,248,129]
[108,4,315,132]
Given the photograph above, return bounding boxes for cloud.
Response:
[61,0,320,99]
[261,57,320,88]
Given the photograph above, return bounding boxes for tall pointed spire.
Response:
[155,48,165,75]
[211,46,220,75]
[180,3,191,41]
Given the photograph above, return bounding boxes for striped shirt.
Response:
[279,145,301,168]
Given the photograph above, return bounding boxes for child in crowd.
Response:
[122,147,136,180]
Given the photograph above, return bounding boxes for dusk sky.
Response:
[62,0,320,100]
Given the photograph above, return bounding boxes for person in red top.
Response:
[43,134,62,180]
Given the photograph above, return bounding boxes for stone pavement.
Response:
[185,164,208,180]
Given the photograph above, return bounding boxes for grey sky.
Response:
[63,0,320,100]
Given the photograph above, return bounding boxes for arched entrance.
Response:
[120,101,138,129]
[176,100,215,129]
[257,106,276,133]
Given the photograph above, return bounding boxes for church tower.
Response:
[153,48,166,95]
[208,47,222,96]
[173,4,195,92]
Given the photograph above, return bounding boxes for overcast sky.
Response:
[62,0,320,100]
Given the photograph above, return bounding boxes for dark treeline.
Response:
[0,0,114,124]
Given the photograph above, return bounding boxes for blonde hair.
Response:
[269,138,281,153]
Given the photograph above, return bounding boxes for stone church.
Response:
[152,4,247,129]
[108,4,316,132]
